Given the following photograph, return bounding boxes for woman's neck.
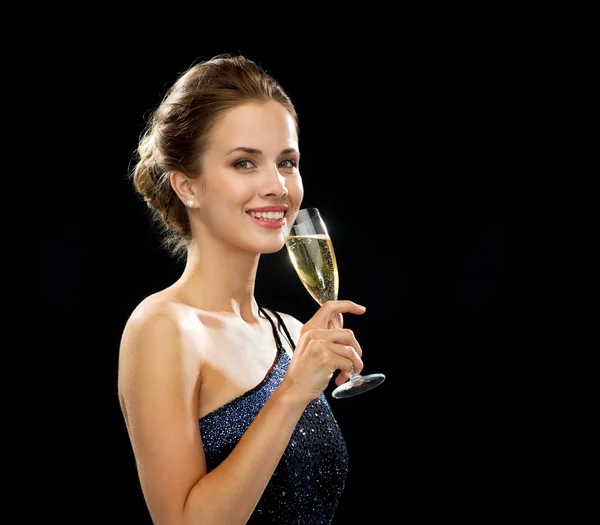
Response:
[174,242,261,320]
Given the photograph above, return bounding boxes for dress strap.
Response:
[259,305,296,351]
[258,305,283,351]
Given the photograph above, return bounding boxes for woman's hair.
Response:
[130,53,298,260]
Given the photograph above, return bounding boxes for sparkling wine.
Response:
[285,234,339,305]
[285,208,386,399]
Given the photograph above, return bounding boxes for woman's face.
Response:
[193,100,304,254]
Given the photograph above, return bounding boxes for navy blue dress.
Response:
[199,306,349,524]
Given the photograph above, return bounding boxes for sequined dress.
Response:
[199,307,349,524]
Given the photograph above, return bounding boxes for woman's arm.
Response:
[118,302,308,525]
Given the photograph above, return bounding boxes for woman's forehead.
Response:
[209,101,298,153]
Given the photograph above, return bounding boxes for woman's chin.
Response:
[257,239,286,255]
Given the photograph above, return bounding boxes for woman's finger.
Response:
[328,312,344,330]
[327,343,363,375]
[312,300,365,327]
[305,328,364,362]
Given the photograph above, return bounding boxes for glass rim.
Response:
[290,207,320,224]
[284,207,327,237]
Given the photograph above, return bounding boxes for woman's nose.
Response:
[261,167,288,198]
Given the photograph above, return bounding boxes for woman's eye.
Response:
[235,159,256,169]
[279,160,297,169]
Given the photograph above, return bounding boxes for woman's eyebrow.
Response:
[225,147,299,156]
[225,146,263,156]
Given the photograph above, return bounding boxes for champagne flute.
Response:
[283,207,386,399]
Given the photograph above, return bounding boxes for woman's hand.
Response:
[282,300,366,402]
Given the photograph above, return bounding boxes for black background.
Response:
[38,37,506,523]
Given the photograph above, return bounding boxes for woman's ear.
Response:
[170,171,199,208]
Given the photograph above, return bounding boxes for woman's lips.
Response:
[247,213,286,230]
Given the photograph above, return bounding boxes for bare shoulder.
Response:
[118,292,204,411]
[120,293,183,356]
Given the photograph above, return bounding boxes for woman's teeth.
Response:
[249,211,284,220]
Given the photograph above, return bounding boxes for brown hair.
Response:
[130,53,298,260]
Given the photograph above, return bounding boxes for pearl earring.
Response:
[186,200,194,207]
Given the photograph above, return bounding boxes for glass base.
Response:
[331,373,386,399]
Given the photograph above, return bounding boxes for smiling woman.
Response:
[117,54,369,525]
